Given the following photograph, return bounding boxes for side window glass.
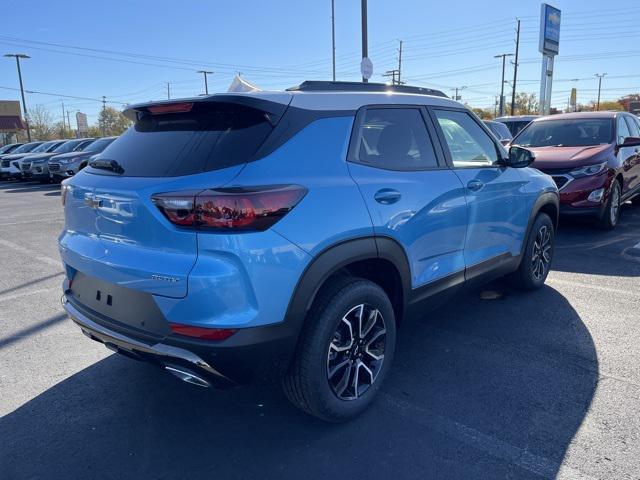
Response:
[353,108,439,170]
[434,110,498,167]
[617,116,631,144]
[624,116,640,138]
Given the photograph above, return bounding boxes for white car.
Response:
[0,141,45,179]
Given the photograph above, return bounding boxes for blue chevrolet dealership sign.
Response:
[539,3,561,55]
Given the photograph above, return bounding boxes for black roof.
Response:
[288,81,448,98]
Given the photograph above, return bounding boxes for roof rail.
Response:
[287,81,448,98]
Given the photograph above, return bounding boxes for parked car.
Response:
[511,111,640,229]
[495,115,538,137]
[49,136,117,181]
[483,120,513,145]
[0,141,45,179]
[60,81,558,421]
[16,140,67,179]
[0,142,24,156]
[27,138,94,181]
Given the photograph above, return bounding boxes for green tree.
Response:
[28,104,55,140]
[469,107,494,119]
[97,106,132,136]
[513,92,539,115]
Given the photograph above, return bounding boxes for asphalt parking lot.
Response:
[1,180,639,480]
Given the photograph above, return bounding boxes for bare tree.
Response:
[28,104,56,140]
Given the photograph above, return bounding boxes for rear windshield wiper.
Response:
[89,158,125,174]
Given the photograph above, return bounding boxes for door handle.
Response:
[467,180,485,192]
[374,188,401,204]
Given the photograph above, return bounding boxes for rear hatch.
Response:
[61,95,291,300]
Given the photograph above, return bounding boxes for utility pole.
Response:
[494,95,499,117]
[383,70,399,85]
[361,0,368,83]
[4,53,31,141]
[494,53,514,117]
[60,100,67,138]
[331,0,336,81]
[397,40,403,85]
[166,82,171,100]
[67,110,72,136]
[197,70,213,95]
[595,73,606,111]
[101,96,106,136]
[451,86,467,102]
[510,19,520,116]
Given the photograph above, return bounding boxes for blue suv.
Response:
[60,81,558,421]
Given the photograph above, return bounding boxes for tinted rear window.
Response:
[92,102,273,177]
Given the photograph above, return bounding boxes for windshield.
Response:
[12,142,43,154]
[53,139,86,154]
[83,137,115,153]
[32,141,60,153]
[0,144,18,154]
[514,118,614,147]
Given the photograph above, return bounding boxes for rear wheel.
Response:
[511,212,554,290]
[283,277,396,422]
[598,181,621,230]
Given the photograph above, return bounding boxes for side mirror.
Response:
[507,145,535,168]
[620,136,640,148]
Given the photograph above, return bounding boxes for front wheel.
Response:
[598,181,621,230]
[511,212,555,290]
[283,278,396,422]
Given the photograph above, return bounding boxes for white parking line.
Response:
[547,277,640,298]
[0,238,61,268]
[382,394,595,480]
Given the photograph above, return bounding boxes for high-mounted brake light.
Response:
[169,323,237,341]
[152,185,307,232]
[147,102,194,115]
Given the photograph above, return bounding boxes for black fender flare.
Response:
[520,191,559,257]
[283,236,411,336]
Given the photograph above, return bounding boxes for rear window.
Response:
[92,102,273,177]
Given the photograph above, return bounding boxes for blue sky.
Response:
[1,0,639,126]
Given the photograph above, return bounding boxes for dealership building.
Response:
[0,100,26,145]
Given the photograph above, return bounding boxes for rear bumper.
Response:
[63,293,300,386]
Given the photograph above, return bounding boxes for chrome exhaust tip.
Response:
[165,365,211,388]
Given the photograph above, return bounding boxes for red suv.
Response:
[512,111,640,229]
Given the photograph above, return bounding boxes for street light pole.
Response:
[494,53,514,117]
[4,53,31,141]
[595,73,607,111]
[361,0,368,83]
[197,70,213,95]
[331,0,336,82]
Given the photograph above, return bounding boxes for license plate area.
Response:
[69,272,170,336]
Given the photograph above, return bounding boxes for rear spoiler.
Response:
[122,93,293,126]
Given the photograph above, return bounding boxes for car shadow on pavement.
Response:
[0,284,596,479]
[552,203,640,277]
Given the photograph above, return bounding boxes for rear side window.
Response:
[434,110,498,167]
[351,108,439,170]
[93,102,273,177]
[617,116,631,144]
[624,115,640,137]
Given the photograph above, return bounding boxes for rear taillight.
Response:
[169,323,237,341]
[152,185,307,231]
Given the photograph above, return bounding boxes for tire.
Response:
[283,277,396,422]
[598,181,621,230]
[511,212,555,290]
